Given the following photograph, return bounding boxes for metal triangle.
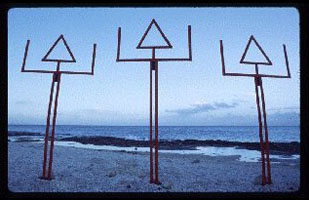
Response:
[136,19,173,49]
[240,35,272,66]
[42,35,76,63]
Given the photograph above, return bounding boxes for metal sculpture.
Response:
[220,35,291,185]
[116,19,192,184]
[21,35,97,180]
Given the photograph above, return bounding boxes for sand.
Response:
[8,141,300,192]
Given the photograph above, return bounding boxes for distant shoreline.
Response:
[8,131,300,155]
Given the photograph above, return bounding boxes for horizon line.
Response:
[8,124,300,127]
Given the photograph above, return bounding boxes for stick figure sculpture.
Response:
[21,35,97,180]
[220,35,291,185]
[116,19,192,184]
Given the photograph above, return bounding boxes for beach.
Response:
[8,140,300,192]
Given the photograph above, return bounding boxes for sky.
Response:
[8,7,300,126]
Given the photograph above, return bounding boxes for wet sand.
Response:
[8,131,300,155]
[59,136,300,155]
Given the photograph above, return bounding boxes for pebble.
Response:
[192,159,200,164]
[253,175,263,185]
[108,171,117,178]
[138,173,145,179]
[162,182,172,190]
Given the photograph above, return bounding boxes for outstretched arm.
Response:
[61,43,97,75]
[283,44,291,78]
[116,27,152,62]
[21,40,97,75]
[156,25,192,62]
[116,26,192,62]
[220,40,291,78]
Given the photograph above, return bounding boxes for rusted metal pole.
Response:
[154,60,159,184]
[21,40,30,72]
[149,61,153,183]
[21,35,97,180]
[42,77,55,178]
[47,62,62,179]
[220,38,291,186]
[116,21,192,185]
[260,79,271,184]
[254,65,266,185]
[254,77,266,185]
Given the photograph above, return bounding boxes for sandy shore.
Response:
[8,141,300,192]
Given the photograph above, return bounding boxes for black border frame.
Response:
[0,2,308,200]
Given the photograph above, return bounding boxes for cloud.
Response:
[9,108,300,126]
[159,111,300,126]
[165,101,238,116]
[268,106,300,111]
[214,102,238,108]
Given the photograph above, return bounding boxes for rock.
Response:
[108,171,117,177]
[253,175,263,185]
[192,159,200,164]
[134,147,138,150]
[162,182,172,190]
[127,184,131,189]
[138,173,145,179]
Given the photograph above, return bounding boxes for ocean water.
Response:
[53,141,300,163]
[8,125,300,162]
[8,125,300,143]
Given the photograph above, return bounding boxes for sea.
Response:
[8,125,300,162]
[8,125,300,143]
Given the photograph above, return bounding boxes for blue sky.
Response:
[8,7,300,126]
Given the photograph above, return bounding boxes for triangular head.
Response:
[136,19,173,49]
[42,34,76,63]
[240,35,272,66]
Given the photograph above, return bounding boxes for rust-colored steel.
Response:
[116,19,192,184]
[137,19,172,49]
[42,35,76,63]
[47,68,62,179]
[220,40,291,78]
[117,21,192,62]
[260,79,271,184]
[254,76,266,186]
[154,61,159,184]
[254,65,266,186]
[149,61,153,183]
[219,36,291,186]
[21,40,30,72]
[21,35,97,180]
[42,77,55,178]
[21,38,96,75]
[240,36,272,66]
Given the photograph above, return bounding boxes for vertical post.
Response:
[154,60,159,184]
[47,62,62,179]
[42,78,55,178]
[149,62,153,183]
[254,77,266,185]
[254,65,266,185]
[260,80,271,184]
